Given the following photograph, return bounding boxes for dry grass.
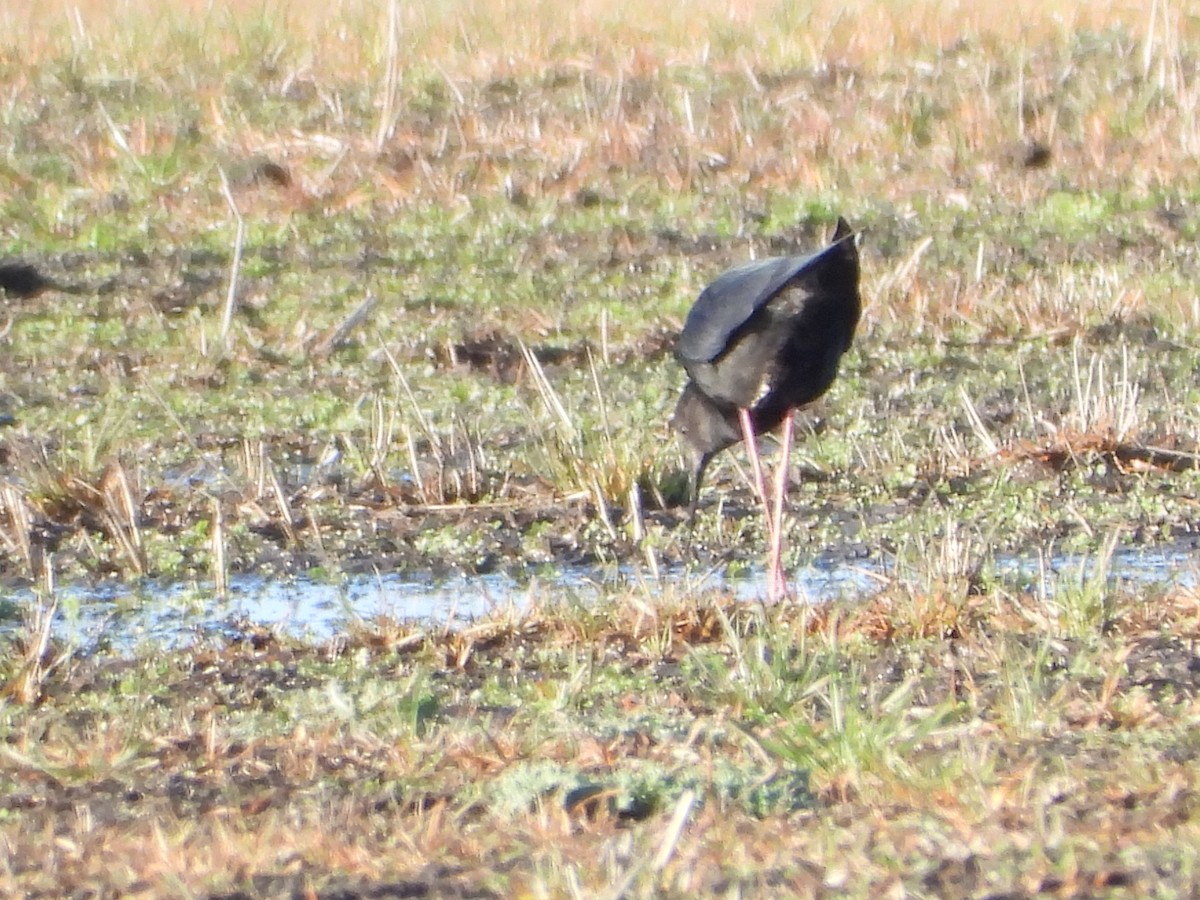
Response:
[0,0,1193,569]
[4,583,1200,895]
[3,1,1200,895]
[5,0,1174,66]
[5,0,1198,225]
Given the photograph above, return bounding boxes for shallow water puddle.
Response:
[1,544,1196,652]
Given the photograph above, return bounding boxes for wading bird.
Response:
[672,217,861,600]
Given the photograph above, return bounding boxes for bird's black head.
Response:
[671,382,741,504]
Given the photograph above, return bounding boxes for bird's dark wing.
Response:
[676,239,850,365]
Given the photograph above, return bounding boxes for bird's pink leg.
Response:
[740,407,787,601]
[734,412,772,532]
[767,410,795,602]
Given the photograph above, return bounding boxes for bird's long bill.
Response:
[688,451,714,517]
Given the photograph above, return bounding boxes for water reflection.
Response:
[0,543,1195,652]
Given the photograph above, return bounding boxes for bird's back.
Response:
[676,253,818,364]
[676,221,860,412]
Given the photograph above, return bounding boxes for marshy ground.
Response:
[2,0,1200,896]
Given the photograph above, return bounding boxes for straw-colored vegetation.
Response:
[2,0,1200,895]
